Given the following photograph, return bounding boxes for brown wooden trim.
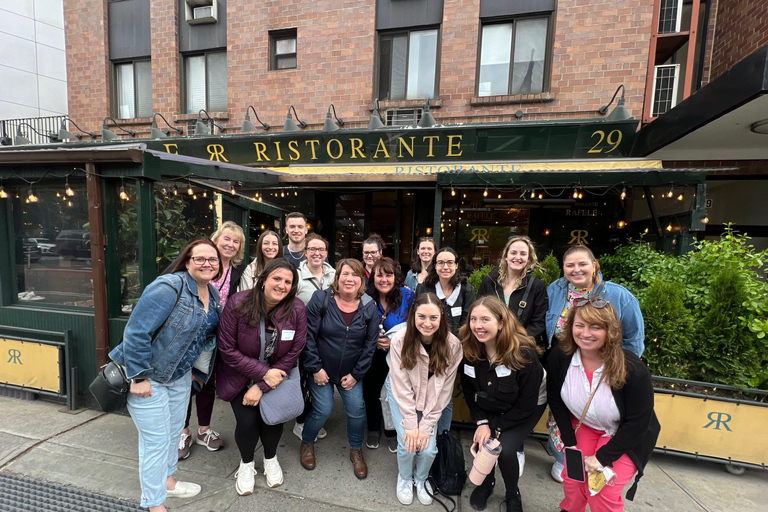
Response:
[642,0,663,124]
[0,148,145,164]
[683,0,702,98]
[86,163,110,369]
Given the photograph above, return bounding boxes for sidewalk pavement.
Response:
[0,395,765,512]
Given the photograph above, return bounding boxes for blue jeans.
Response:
[437,399,453,434]
[303,379,366,449]
[548,436,565,464]
[386,377,439,482]
[127,372,191,508]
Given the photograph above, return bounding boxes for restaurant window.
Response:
[377,28,439,101]
[154,181,217,275]
[115,181,140,315]
[184,51,227,113]
[270,29,297,70]
[477,16,550,96]
[114,60,153,119]
[11,179,93,307]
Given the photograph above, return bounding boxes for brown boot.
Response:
[300,442,316,470]
[349,448,368,479]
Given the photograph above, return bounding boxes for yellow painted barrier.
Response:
[0,337,61,392]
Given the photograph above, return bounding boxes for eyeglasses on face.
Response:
[363,251,380,256]
[573,297,608,308]
[191,256,220,266]
[435,260,456,267]
[306,247,327,254]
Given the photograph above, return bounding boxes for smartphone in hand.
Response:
[564,447,586,482]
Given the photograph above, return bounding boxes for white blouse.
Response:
[561,349,620,436]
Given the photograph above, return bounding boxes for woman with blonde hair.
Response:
[460,297,546,512]
[238,229,284,292]
[548,300,659,512]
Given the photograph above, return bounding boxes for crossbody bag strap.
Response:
[574,372,605,434]
[516,275,533,318]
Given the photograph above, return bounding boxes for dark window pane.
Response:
[207,52,227,112]
[135,60,152,117]
[511,18,547,94]
[277,55,297,69]
[390,34,408,100]
[378,37,393,100]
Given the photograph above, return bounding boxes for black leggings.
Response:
[482,404,547,496]
[362,349,395,437]
[230,388,284,462]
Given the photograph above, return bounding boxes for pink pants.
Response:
[560,417,637,512]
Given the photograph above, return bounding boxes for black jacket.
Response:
[460,347,545,433]
[547,346,661,501]
[302,288,380,384]
[477,268,548,347]
[415,280,475,337]
[162,258,247,299]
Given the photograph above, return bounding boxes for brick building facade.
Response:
[63,0,654,135]
[708,0,768,80]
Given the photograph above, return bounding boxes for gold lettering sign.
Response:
[163,143,179,154]
[588,130,623,154]
[469,228,489,243]
[0,337,61,392]
[568,230,590,245]
[206,144,229,162]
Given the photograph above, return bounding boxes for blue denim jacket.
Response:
[109,271,222,383]
[545,274,645,357]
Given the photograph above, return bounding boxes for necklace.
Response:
[287,248,304,259]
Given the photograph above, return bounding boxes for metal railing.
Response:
[1,116,68,145]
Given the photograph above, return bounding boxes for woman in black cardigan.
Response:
[415,247,475,337]
[547,299,660,512]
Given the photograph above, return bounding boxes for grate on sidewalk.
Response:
[0,473,144,512]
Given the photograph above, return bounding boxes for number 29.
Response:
[588,130,623,153]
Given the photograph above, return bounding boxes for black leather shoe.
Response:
[469,472,495,511]
[503,487,523,512]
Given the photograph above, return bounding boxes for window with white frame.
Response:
[477,17,550,97]
[114,60,152,119]
[377,28,439,101]
[184,51,227,114]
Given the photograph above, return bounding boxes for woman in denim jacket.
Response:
[544,244,644,484]
[109,239,223,512]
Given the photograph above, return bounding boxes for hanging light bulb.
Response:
[192,194,197,200]
[172,184,178,196]
[281,191,285,198]
[119,185,129,201]
[530,188,536,199]
[544,228,551,236]
[573,187,579,199]
[294,191,298,196]
[666,222,673,232]
[187,182,193,195]
[67,200,73,207]
[27,186,38,203]
[483,187,488,198]
[497,193,502,199]
[229,181,236,195]
[538,193,544,200]
[644,227,649,234]
[578,192,584,199]
[702,216,709,224]
[620,187,627,201]
[617,220,626,229]
[451,187,456,197]
[677,193,684,201]
[65,178,75,197]
[667,185,674,198]
[0,185,7,199]
[202,191,207,198]
[257,195,262,202]
[208,199,214,211]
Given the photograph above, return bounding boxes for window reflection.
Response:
[116,182,139,315]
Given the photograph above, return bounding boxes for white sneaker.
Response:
[263,456,284,488]
[166,481,201,498]
[317,426,327,439]
[396,474,413,505]
[292,421,326,442]
[235,460,257,496]
[551,461,564,483]
[415,479,433,505]
[517,450,526,477]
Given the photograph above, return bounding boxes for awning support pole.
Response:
[86,163,110,369]
[644,185,663,237]
[433,185,442,248]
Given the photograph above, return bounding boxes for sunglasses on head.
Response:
[573,297,609,308]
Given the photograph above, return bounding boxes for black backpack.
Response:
[430,430,467,496]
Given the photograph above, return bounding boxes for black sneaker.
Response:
[469,472,495,511]
[386,435,398,453]
[366,431,381,449]
[502,487,523,512]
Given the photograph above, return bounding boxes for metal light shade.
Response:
[322,108,339,132]
[283,112,300,132]
[605,97,632,121]
[58,120,77,141]
[150,120,167,138]
[195,115,210,135]
[368,109,385,129]
[241,113,257,133]
[417,110,436,128]
[14,127,31,145]
[102,127,118,140]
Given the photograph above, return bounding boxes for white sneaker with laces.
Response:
[396,474,413,505]
[551,460,564,483]
[415,479,433,505]
[263,456,284,488]
[235,460,257,496]
[166,481,201,498]
[292,421,326,442]
[517,450,526,477]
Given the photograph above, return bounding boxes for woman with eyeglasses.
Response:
[416,247,475,337]
[363,257,415,452]
[362,233,385,287]
[548,300,659,512]
[109,239,223,512]
[238,229,284,292]
[300,259,379,479]
[545,245,644,483]
[460,297,546,512]
[217,259,307,495]
[405,237,436,291]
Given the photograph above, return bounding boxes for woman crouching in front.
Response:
[548,300,659,512]
[217,259,306,495]
[387,293,462,506]
[461,297,546,512]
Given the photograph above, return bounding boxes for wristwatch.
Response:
[131,378,147,384]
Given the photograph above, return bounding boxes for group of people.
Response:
[109,212,660,512]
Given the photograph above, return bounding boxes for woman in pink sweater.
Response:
[386,293,463,506]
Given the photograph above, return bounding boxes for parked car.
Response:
[27,237,56,254]
[21,240,42,262]
[55,230,91,259]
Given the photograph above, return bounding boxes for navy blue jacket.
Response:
[302,288,379,383]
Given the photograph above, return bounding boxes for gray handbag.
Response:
[257,320,304,425]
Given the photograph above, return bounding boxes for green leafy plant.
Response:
[468,265,493,293]
[534,252,561,286]
[155,192,201,274]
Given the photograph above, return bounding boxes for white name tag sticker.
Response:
[281,330,295,341]
[495,366,512,378]
[451,306,462,317]
[464,364,476,378]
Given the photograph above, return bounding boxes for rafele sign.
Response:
[0,337,61,392]
[145,120,638,167]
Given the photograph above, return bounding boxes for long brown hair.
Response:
[410,237,436,273]
[330,259,367,298]
[252,229,284,275]
[367,257,404,311]
[558,301,627,388]
[460,296,540,369]
[234,259,299,327]
[169,238,223,280]
[400,293,453,376]
[497,236,540,286]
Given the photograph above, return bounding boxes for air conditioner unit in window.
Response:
[185,0,217,25]
[650,64,680,118]
[385,108,423,127]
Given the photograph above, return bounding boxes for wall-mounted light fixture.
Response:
[241,106,270,132]
[368,99,385,130]
[58,118,97,141]
[102,117,137,140]
[194,109,226,136]
[14,123,57,145]
[151,113,184,139]
[417,98,437,128]
[323,104,345,132]
[599,85,631,121]
[283,106,307,132]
